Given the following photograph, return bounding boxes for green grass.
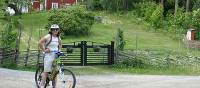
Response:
[17,11,194,54]
[1,11,200,75]
[1,65,199,76]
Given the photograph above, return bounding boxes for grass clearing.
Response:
[1,11,200,75]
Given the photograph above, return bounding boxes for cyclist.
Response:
[38,24,62,88]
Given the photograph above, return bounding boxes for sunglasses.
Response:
[51,28,59,31]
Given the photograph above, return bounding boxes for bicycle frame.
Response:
[48,55,64,81]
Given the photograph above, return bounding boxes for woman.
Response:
[38,24,62,88]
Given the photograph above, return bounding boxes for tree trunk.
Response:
[186,0,190,12]
[161,0,164,5]
[174,0,178,17]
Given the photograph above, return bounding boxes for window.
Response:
[52,3,58,9]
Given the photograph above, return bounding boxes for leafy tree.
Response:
[47,5,95,36]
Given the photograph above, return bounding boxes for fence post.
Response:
[15,19,22,64]
[135,34,138,58]
[1,48,4,64]
[84,41,87,66]
[25,28,32,66]
[80,41,84,66]
[110,41,114,65]
[37,50,41,65]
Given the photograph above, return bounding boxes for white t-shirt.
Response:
[44,34,61,51]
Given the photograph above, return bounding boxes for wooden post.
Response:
[15,19,22,64]
[110,41,114,65]
[25,27,32,66]
[37,29,41,65]
[1,48,4,64]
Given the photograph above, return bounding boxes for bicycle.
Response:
[35,51,76,88]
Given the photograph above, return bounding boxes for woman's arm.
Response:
[38,37,50,53]
[58,39,62,51]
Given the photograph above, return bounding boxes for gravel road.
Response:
[0,68,200,88]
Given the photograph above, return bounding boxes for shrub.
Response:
[150,4,164,29]
[191,8,200,39]
[165,7,186,34]
[47,5,95,36]
[1,17,18,48]
[140,2,157,21]
[115,28,126,51]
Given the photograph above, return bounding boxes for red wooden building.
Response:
[32,0,76,10]
[33,0,40,10]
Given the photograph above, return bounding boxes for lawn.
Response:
[1,11,200,75]
[18,11,190,52]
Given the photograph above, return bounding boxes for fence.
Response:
[0,47,16,65]
[115,32,200,70]
[0,41,115,67]
[61,41,114,66]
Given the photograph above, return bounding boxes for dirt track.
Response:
[0,68,200,88]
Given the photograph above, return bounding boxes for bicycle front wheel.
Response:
[54,68,76,88]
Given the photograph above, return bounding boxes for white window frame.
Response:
[52,3,59,9]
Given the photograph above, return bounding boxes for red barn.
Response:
[45,0,76,10]
[32,0,76,11]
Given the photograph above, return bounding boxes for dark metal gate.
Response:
[61,41,114,66]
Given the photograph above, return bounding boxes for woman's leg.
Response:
[52,75,57,88]
[40,72,48,87]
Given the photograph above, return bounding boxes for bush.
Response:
[1,18,18,48]
[165,7,186,34]
[136,2,157,21]
[115,28,126,51]
[192,9,200,30]
[150,4,164,29]
[47,5,95,36]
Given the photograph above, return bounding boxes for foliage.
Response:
[166,7,186,33]
[84,0,141,11]
[1,18,18,48]
[0,0,6,18]
[47,5,95,36]
[193,0,200,10]
[191,9,200,29]
[85,0,103,10]
[149,4,164,29]
[136,2,157,21]
[115,28,126,51]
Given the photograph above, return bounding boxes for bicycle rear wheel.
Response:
[35,66,43,88]
[54,68,76,88]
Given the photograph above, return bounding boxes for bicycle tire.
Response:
[35,66,43,88]
[53,68,76,88]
